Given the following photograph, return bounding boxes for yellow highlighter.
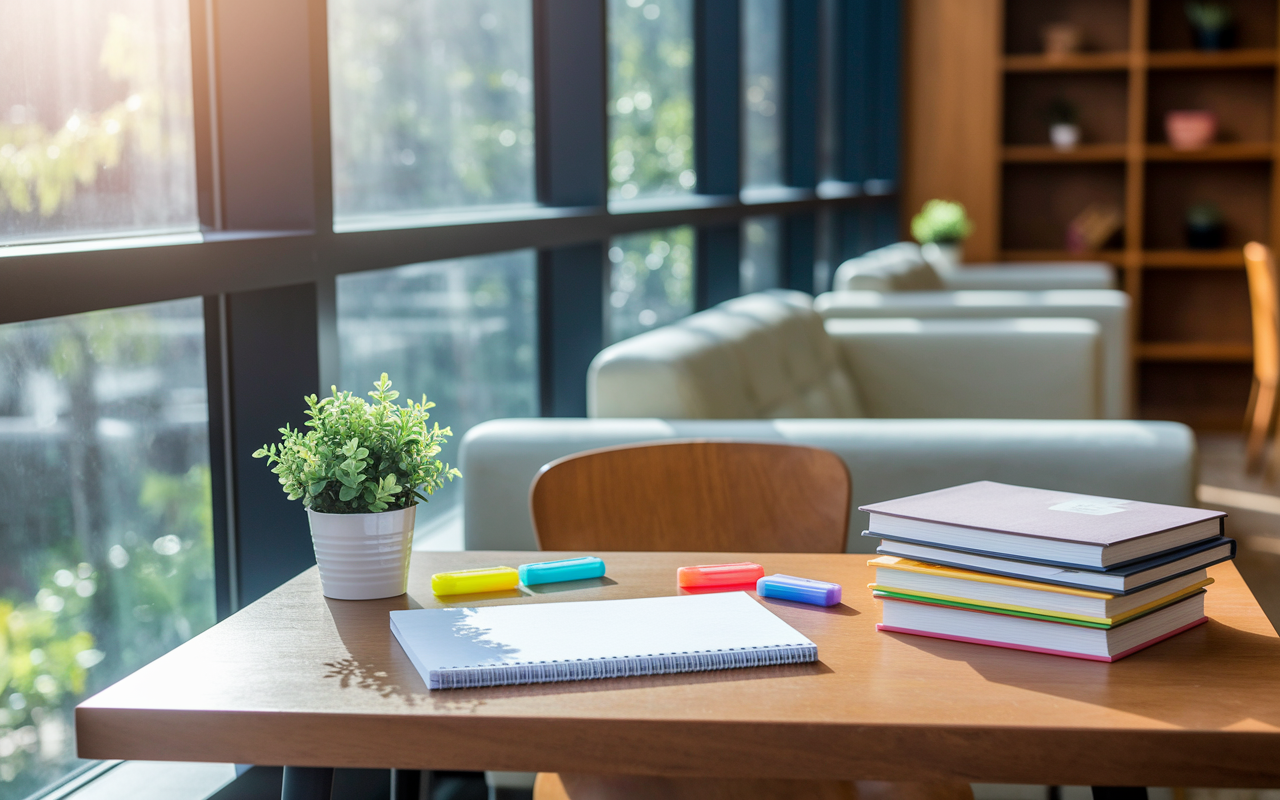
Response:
[431,566,520,596]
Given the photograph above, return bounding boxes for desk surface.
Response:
[77,552,1280,787]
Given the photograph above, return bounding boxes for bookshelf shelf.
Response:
[995,0,1280,428]
[1142,249,1248,267]
[1003,52,1132,72]
[1146,49,1278,69]
[1003,144,1129,162]
[1144,142,1274,161]
[1137,342,1254,361]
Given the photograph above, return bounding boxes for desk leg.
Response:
[1093,787,1148,800]
[281,766,334,800]
[391,769,424,800]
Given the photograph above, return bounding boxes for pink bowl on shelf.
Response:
[1165,110,1217,151]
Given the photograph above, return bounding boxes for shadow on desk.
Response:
[881,619,1280,730]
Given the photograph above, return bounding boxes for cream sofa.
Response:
[459,291,1196,554]
[589,290,1105,420]
[838,242,1116,292]
[822,244,1131,419]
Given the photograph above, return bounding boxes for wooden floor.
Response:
[1196,433,1280,631]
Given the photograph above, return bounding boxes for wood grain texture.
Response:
[76,553,1280,786]
[903,0,1001,261]
[530,441,851,553]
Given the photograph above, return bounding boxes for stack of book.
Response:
[862,481,1234,662]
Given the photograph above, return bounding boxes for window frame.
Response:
[0,0,901,792]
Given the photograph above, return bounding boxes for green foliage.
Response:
[1046,96,1080,126]
[1186,1,1232,31]
[0,13,188,219]
[1186,201,1224,226]
[254,374,460,514]
[608,0,695,198]
[911,200,974,245]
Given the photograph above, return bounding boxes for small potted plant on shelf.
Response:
[1186,201,1226,249]
[911,199,973,271]
[1186,1,1234,50]
[1047,97,1081,152]
[253,374,460,600]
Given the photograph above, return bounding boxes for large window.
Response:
[608,0,695,200]
[336,251,538,548]
[742,0,784,187]
[0,0,198,244]
[0,298,213,798]
[741,216,782,294]
[328,0,536,220]
[607,226,695,344]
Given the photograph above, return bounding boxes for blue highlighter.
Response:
[756,574,842,606]
[518,556,607,586]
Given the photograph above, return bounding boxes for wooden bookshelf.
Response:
[992,0,1280,429]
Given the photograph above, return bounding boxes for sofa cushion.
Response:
[831,242,945,292]
[588,291,865,419]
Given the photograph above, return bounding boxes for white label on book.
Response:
[1049,498,1130,516]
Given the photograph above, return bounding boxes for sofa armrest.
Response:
[825,317,1101,419]
[940,263,1116,291]
[459,418,1197,554]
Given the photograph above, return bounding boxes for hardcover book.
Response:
[860,482,1225,569]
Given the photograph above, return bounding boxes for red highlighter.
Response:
[677,562,765,588]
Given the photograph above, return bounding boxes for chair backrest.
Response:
[1245,242,1279,384]
[530,440,851,553]
[587,291,865,420]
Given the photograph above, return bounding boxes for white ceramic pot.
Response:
[307,505,416,600]
[921,241,963,273]
[1050,123,1080,151]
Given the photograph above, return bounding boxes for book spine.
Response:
[432,644,819,690]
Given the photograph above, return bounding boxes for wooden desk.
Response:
[77,552,1280,792]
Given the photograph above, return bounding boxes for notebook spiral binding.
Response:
[433,643,819,689]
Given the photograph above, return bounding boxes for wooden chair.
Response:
[531,440,851,553]
[528,440,971,800]
[1244,242,1279,473]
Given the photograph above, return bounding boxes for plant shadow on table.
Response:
[320,594,834,714]
[881,619,1280,729]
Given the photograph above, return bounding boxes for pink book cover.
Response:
[876,618,1208,662]
[859,481,1224,546]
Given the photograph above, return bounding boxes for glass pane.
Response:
[329,0,536,220]
[0,298,213,798]
[607,226,695,343]
[743,0,784,187]
[741,216,781,294]
[608,0,695,200]
[336,251,538,549]
[0,0,198,245]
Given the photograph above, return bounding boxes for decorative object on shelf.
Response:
[1047,97,1081,151]
[1042,22,1083,59]
[1165,110,1218,151]
[1186,1,1235,50]
[1186,202,1226,249]
[253,373,460,600]
[911,200,972,269]
[1066,204,1123,254]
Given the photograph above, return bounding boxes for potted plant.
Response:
[1047,97,1081,151]
[1186,201,1226,249]
[253,374,459,600]
[1186,2,1234,50]
[911,199,973,270]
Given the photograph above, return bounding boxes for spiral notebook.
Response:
[390,592,818,689]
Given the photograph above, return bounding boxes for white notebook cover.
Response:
[390,592,818,689]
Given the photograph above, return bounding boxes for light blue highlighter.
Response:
[518,556,607,586]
